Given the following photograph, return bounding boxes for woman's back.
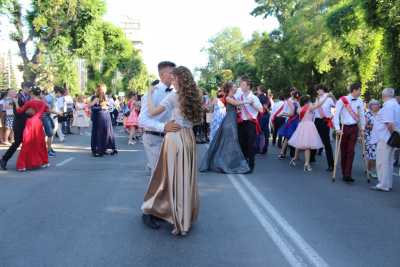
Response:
[161,91,193,128]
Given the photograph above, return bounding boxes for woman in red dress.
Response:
[14,87,49,171]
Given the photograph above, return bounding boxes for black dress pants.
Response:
[311,118,334,168]
[238,121,257,170]
[272,117,285,148]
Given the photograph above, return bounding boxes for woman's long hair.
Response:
[173,66,203,124]
[222,81,234,96]
[96,84,107,104]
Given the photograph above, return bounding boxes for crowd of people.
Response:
[0,60,399,237]
[0,82,148,169]
[200,81,400,189]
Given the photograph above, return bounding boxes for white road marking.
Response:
[237,174,329,267]
[228,174,305,267]
[56,157,75,167]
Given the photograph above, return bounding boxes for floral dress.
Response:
[365,110,377,160]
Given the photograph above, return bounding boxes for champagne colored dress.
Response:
[141,91,199,235]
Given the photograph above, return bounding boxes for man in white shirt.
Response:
[54,87,66,142]
[311,85,336,171]
[234,76,263,173]
[139,61,181,230]
[370,88,400,191]
[63,90,74,134]
[270,94,285,148]
[333,83,366,183]
[139,61,180,173]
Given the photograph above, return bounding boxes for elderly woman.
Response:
[364,99,380,178]
[371,88,400,192]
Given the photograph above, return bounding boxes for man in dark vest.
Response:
[0,82,34,170]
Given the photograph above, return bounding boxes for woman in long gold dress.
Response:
[141,66,203,236]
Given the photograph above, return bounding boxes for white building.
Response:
[120,15,144,52]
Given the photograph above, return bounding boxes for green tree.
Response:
[362,0,400,89]
[3,0,105,87]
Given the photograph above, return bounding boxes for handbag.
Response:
[387,131,400,148]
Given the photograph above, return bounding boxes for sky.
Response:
[104,0,279,75]
[0,0,279,76]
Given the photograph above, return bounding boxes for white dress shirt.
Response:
[234,88,262,120]
[138,82,173,133]
[333,95,366,131]
[271,100,284,116]
[371,98,400,143]
[314,94,335,119]
[55,96,66,113]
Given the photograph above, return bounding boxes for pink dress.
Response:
[288,107,323,150]
[124,100,138,128]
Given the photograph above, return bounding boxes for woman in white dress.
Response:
[141,66,203,236]
[72,95,90,135]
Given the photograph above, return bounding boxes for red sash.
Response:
[318,105,333,128]
[300,104,309,120]
[340,96,359,122]
[237,95,262,134]
[271,102,284,127]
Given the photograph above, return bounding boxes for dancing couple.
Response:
[200,78,263,174]
[139,62,202,236]
[0,83,49,171]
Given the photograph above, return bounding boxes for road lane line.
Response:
[237,174,329,267]
[227,174,304,267]
[56,157,75,167]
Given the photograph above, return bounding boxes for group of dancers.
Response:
[0,59,398,237]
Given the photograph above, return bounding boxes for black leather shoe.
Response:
[326,167,334,172]
[244,167,254,174]
[142,214,160,229]
[0,158,7,170]
[343,176,355,183]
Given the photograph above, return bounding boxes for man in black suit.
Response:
[0,82,33,170]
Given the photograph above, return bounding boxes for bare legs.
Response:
[128,127,137,145]
[289,148,312,171]
[3,128,13,144]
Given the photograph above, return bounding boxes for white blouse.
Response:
[160,91,193,128]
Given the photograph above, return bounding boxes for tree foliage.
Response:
[2,0,150,95]
[199,0,399,98]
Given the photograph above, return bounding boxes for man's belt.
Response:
[144,131,165,137]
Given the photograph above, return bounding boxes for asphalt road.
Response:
[1,129,400,267]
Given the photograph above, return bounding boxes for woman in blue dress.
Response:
[199,82,251,174]
[278,88,300,159]
[90,84,117,157]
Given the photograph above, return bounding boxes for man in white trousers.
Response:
[371,88,400,192]
[138,61,181,229]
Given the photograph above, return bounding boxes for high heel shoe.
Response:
[278,154,286,160]
[304,164,312,172]
[289,159,296,167]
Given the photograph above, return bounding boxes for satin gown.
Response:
[91,100,116,155]
[199,103,250,173]
[16,99,49,170]
[141,92,199,235]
